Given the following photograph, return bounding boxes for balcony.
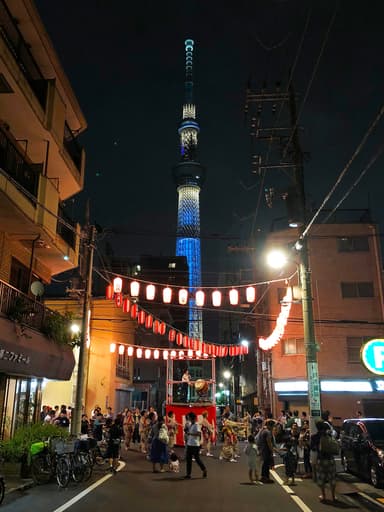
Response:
[57,203,76,250]
[0,123,40,202]
[0,0,48,110]
[64,122,83,173]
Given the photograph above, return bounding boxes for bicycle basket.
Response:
[53,439,76,454]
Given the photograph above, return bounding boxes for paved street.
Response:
[1,445,384,512]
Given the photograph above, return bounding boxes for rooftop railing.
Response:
[0,279,46,330]
[0,0,48,110]
[64,122,83,173]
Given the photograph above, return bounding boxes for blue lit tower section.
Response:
[173,39,206,340]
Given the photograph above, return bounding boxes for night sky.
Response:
[35,0,384,283]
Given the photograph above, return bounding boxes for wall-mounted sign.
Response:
[361,339,384,375]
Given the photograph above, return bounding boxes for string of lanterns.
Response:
[107,286,249,357]
[110,343,215,361]
[106,273,292,309]
[258,286,292,351]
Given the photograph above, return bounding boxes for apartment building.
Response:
[0,0,86,436]
[257,219,384,422]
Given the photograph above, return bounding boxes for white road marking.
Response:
[271,469,313,512]
[52,461,126,512]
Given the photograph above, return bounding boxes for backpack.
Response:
[319,434,339,456]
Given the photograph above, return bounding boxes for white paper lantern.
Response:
[195,290,205,307]
[212,290,222,307]
[179,288,188,305]
[145,349,151,359]
[110,343,116,353]
[163,286,172,303]
[118,344,125,355]
[146,284,156,300]
[127,346,134,356]
[163,350,169,360]
[154,349,160,359]
[246,286,256,303]
[130,280,140,297]
[113,277,123,294]
[136,348,143,358]
[229,288,239,305]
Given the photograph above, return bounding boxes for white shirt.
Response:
[186,422,201,447]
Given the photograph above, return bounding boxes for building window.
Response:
[338,236,369,252]
[9,258,30,294]
[282,338,305,355]
[347,336,370,363]
[168,262,176,269]
[116,352,130,379]
[341,282,374,298]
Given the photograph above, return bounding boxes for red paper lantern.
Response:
[153,320,160,334]
[106,285,113,300]
[159,322,167,336]
[183,335,189,347]
[168,329,176,342]
[115,293,122,307]
[145,315,153,329]
[176,333,183,346]
[138,310,146,324]
[123,298,130,313]
[130,303,138,319]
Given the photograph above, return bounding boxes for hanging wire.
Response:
[302,101,384,239]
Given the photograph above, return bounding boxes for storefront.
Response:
[0,315,75,438]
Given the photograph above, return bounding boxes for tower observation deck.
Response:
[173,39,206,340]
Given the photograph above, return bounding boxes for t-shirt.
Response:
[186,422,201,447]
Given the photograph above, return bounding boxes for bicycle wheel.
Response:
[56,456,70,488]
[81,452,93,482]
[0,478,4,505]
[31,454,52,484]
[71,453,84,483]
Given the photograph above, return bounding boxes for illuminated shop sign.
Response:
[361,339,384,375]
[274,380,373,393]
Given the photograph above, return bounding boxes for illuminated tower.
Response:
[173,39,206,340]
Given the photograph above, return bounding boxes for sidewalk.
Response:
[3,476,34,496]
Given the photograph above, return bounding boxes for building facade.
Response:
[258,221,384,423]
[0,0,86,437]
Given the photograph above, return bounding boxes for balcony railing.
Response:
[57,204,77,250]
[0,279,47,330]
[0,1,48,110]
[0,125,40,202]
[63,122,82,172]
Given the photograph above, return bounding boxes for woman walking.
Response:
[123,408,134,449]
[150,415,169,473]
[200,410,214,456]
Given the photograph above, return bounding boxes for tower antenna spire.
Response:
[172,39,206,340]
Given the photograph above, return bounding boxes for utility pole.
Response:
[245,80,321,429]
[71,223,96,434]
[288,83,321,430]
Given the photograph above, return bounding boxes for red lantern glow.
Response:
[115,293,122,307]
[146,284,156,300]
[145,315,153,329]
[130,280,140,297]
[168,329,176,342]
[159,322,166,336]
[163,286,172,304]
[123,298,130,313]
[130,303,138,319]
[246,286,256,303]
[176,333,183,346]
[183,335,189,347]
[153,320,160,334]
[178,288,188,305]
[229,288,239,305]
[106,285,113,300]
[138,311,146,324]
[195,290,205,307]
[113,277,123,294]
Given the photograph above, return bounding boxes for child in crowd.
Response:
[169,452,180,472]
[244,434,259,484]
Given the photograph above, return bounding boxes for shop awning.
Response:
[0,316,75,380]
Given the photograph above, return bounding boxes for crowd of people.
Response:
[40,402,341,501]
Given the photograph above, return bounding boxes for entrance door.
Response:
[115,390,132,413]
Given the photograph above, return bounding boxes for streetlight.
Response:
[266,247,321,431]
[223,370,231,380]
[240,339,249,348]
[223,370,234,410]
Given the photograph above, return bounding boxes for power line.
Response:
[302,101,384,239]
[281,1,339,161]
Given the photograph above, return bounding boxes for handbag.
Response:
[158,425,169,445]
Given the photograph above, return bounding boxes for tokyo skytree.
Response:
[172,39,206,340]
